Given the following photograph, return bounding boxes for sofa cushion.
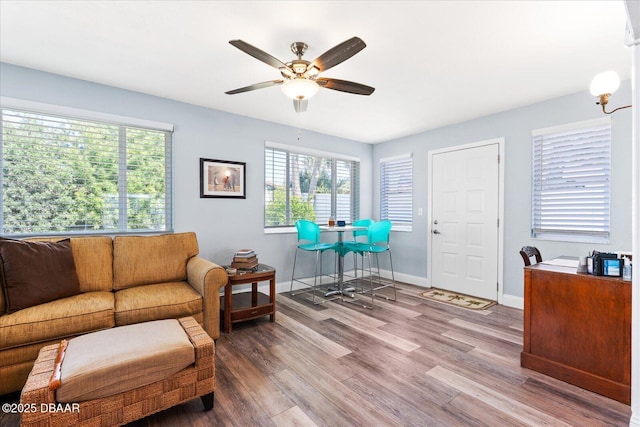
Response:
[0,280,4,314]
[0,360,35,396]
[25,236,114,293]
[0,291,115,350]
[0,238,81,313]
[114,282,203,327]
[0,339,62,367]
[56,319,195,402]
[113,232,199,290]
[0,338,72,396]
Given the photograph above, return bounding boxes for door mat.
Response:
[419,288,496,310]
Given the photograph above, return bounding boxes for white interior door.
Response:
[430,143,499,300]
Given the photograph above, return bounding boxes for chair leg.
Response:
[313,250,320,304]
[360,252,367,283]
[388,250,397,300]
[291,248,334,305]
[353,252,364,292]
[367,252,375,306]
[290,248,299,293]
[371,251,397,301]
[353,253,358,278]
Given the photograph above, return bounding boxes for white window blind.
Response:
[0,107,173,235]
[264,143,359,228]
[380,154,413,226]
[531,118,611,241]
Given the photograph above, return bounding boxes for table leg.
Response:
[325,230,355,298]
[338,253,355,296]
[337,231,355,297]
[252,282,258,306]
[270,276,276,322]
[224,282,232,333]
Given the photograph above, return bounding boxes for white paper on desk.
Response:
[541,258,579,268]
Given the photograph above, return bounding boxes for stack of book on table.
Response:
[231,249,258,271]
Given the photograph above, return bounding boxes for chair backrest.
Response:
[352,218,373,241]
[367,220,392,247]
[520,246,542,266]
[296,220,320,244]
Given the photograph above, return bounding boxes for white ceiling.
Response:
[0,1,632,143]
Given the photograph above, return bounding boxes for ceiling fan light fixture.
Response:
[281,78,319,100]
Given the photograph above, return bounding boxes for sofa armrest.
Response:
[186,256,228,340]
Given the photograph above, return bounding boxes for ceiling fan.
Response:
[225,36,375,113]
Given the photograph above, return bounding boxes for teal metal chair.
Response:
[344,220,396,304]
[290,220,338,304]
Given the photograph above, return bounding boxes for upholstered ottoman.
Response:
[20,317,214,426]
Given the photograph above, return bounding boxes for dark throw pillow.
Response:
[0,238,81,313]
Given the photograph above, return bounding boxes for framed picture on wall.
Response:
[200,158,246,199]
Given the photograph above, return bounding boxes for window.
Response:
[531,117,611,242]
[380,154,413,229]
[0,103,173,235]
[264,142,359,228]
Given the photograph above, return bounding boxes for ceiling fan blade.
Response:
[229,40,290,70]
[293,99,308,113]
[311,37,366,72]
[225,80,283,95]
[317,78,375,95]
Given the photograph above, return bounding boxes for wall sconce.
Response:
[589,71,632,114]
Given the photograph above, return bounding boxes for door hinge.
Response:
[497,218,499,227]
[497,154,500,163]
[497,282,499,291]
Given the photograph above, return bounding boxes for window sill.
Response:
[264,227,297,235]
[533,234,610,245]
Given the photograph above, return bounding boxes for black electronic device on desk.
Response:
[587,251,623,277]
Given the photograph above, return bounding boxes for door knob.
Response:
[432,229,441,234]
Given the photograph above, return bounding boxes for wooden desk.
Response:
[221,264,276,333]
[522,263,631,404]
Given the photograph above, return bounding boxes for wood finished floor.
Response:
[0,282,631,426]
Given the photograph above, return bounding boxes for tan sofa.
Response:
[0,232,227,396]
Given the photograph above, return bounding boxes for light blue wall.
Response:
[1,63,632,299]
[373,81,633,298]
[0,63,374,282]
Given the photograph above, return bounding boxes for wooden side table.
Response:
[221,264,276,333]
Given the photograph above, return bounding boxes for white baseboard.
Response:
[630,413,640,427]
[501,294,524,310]
[371,268,430,287]
[273,269,430,294]
[383,269,524,311]
[254,272,523,311]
